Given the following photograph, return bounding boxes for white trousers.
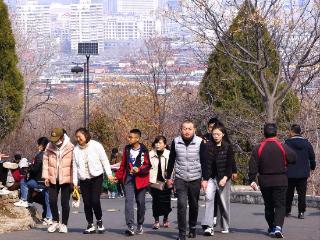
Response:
[201,178,231,231]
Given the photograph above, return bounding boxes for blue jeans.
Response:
[20,178,52,219]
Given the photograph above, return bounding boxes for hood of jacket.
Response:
[285,136,308,150]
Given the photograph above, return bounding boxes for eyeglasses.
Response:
[212,133,223,136]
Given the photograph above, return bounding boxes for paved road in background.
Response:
[1,196,319,240]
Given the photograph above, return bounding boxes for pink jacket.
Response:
[42,136,74,185]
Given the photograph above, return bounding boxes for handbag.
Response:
[72,187,81,208]
[149,154,168,191]
[149,181,166,190]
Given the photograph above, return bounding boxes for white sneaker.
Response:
[14,200,29,208]
[59,224,68,233]
[0,188,11,195]
[48,222,60,233]
[43,218,53,226]
[204,227,214,236]
[96,220,105,233]
[83,224,96,234]
[221,229,229,234]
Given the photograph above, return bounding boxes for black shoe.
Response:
[201,225,208,230]
[188,229,196,238]
[125,226,135,236]
[177,235,186,240]
[298,212,305,219]
[267,227,275,236]
[83,223,96,234]
[96,220,105,233]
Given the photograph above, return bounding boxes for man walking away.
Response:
[285,124,316,219]
[249,123,296,238]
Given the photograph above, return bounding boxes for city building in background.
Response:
[6,0,185,53]
[70,0,104,53]
[104,15,161,41]
[14,0,51,48]
[117,0,158,16]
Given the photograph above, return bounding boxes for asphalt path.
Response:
[0,196,319,240]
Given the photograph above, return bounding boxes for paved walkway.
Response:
[1,197,319,240]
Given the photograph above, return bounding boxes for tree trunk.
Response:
[265,97,275,123]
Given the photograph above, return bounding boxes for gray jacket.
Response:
[174,135,202,181]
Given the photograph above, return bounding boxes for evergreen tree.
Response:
[199,0,300,183]
[199,0,300,124]
[0,1,24,141]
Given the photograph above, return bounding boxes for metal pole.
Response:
[83,62,87,128]
[86,55,90,129]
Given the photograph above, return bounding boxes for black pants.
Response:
[150,187,172,220]
[124,181,147,227]
[0,163,8,185]
[260,186,287,229]
[175,178,200,239]
[286,178,307,214]
[48,182,71,225]
[80,174,104,224]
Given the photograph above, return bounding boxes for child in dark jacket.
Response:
[115,129,151,236]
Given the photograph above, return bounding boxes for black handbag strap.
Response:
[164,154,168,179]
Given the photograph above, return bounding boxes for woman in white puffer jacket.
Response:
[73,128,115,234]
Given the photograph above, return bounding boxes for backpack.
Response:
[258,137,287,167]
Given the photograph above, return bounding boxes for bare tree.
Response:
[297,86,320,195]
[10,14,59,129]
[0,13,72,157]
[167,0,320,122]
[133,37,185,135]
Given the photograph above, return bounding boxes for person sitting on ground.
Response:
[7,157,29,191]
[0,152,10,187]
[14,137,53,225]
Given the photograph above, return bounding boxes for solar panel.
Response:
[78,42,99,55]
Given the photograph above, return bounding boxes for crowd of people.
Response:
[0,118,316,239]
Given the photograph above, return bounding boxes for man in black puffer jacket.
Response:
[285,124,316,219]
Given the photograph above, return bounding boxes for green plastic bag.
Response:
[102,172,117,192]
